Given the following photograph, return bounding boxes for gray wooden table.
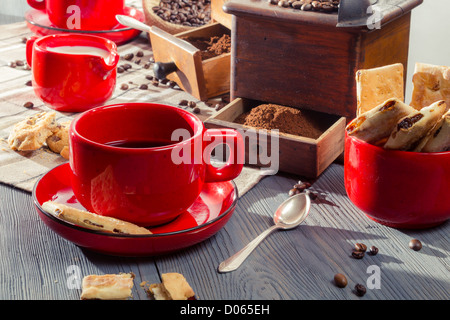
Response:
[1,163,449,301]
[0,0,448,305]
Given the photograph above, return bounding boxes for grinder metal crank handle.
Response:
[153,61,178,80]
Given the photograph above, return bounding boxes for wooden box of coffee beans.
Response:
[222,0,423,118]
[149,0,232,101]
[204,97,346,178]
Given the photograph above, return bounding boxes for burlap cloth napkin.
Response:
[0,1,266,197]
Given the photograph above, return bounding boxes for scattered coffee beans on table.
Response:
[187,101,197,108]
[23,101,34,109]
[333,273,348,288]
[354,243,367,252]
[368,245,379,256]
[288,180,311,196]
[354,283,366,297]
[351,250,365,259]
[124,53,134,61]
[409,239,422,251]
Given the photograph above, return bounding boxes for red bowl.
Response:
[344,134,450,229]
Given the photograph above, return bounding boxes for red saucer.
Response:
[25,7,145,45]
[33,163,238,256]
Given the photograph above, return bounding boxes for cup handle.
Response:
[203,129,244,183]
[27,0,46,10]
[25,36,38,67]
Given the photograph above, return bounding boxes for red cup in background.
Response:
[27,0,125,31]
[344,133,450,229]
[26,34,119,112]
[69,103,244,227]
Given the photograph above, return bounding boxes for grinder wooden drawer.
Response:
[150,22,231,101]
[204,98,346,178]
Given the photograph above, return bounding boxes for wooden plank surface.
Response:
[0,0,448,304]
[0,163,448,300]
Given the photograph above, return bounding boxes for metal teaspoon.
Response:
[218,191,311,273]
[116,14,151,32]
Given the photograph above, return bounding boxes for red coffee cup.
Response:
[27,0,125,31]
[26,34,119,112]
[69,103,245,227]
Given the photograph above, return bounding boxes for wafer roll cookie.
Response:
[421,110,450,152]
[346,98,415,144]
[42,201,152,235]
[385,101,448,150]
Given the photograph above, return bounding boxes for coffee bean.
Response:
[21,37,28,44]
[139,84,148,90]
[409,239,422,251]
[25,80,32,86]
[15,60,25,67]
[351,250,365,259]
[120,83,129,90]
[193,107,200,114]
[187,101,196,108]
[278,0,290,7]
[289,188,301,197]
[135,59,141,65]
[368,245,379,255]
[291,1,303,9]
[122,63,132,70]
[301,3,312,10]
[311,1,322,10]
[354,283,366,297]
[152,80,159,86]
[179,99,188,106]
[8,61,16,68]
[145,75,154,81]
[23,101,34,108]
[293,181,311,191]
[124,53,134,61]
[168,80,177,88]
[354,243,367,252]
[117,66,124,73]
[333,273,347,288]
[136,50,144,57]
[321,2,336,12]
